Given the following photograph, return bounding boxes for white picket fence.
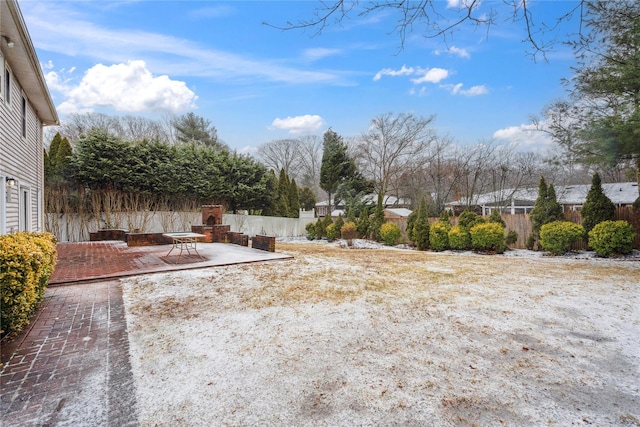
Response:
[45,210,316,242]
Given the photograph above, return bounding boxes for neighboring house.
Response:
[445,182,639,216]
[316,194,410,217]
[1,0,58,235]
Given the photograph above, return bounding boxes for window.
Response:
[21,96,26,137]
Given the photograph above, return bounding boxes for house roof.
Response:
[384,208,413,218]
[316,193,409,207]
[1,0,58,125]
[447,182,638,207]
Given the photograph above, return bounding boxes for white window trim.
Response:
[19,184,32,232]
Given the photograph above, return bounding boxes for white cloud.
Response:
[373,65,415,81]
[435,46,470,58]
[441,83,488,96]
[270,115,324,135]
[493,123,554,153]
[411,68,449,84]
[51,60,197,115]
[303,48,343,61]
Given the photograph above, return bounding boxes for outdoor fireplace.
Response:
[202,205,223,225]
[192,205,229,242]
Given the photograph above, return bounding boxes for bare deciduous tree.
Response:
[357,112,436,198]
[266,1,586,60]
[256,139,302,177]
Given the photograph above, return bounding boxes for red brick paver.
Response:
[1,281,137,426]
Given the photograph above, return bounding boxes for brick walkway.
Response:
[0,281,137,426]
[1,241,292,426]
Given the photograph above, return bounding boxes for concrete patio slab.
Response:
[49,241,293,285]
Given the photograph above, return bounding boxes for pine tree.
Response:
[530,176,564,247]
[274,168,290,217]
[288,178,301,218]
[413,198,430,250]
[320,129,356,214]
[356,206,370,238]
[370,193,385,241]
[581,172,615,232]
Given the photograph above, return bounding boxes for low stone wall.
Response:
[226,231,248,247]
[89,229,128,241]
[252,235,275,252]
[126,233,173,247]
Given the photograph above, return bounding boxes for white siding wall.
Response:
[0,55,44,234]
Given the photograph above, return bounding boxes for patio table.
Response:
[162,232,206,263]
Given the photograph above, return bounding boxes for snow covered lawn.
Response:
[122,243,640,426]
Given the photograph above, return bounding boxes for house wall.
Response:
[0,52,44,234]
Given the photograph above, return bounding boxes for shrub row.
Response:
[1,232,57,338]
[538,220,634,257]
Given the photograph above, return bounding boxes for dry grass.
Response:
[123,243,640,426]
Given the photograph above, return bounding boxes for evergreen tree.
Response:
[346,208,356,224]
[356,206,370,238]
[298,187,316,211]
[273,168,290,217]
[334,214,345,236]
[173,112,227,151]
[413,198,430,250]
[288,178,301,218]
[370,193,386,241]
[488,209,506,227]
[530,176,564,246]
[320,129,356,214]
[581,172,615,232]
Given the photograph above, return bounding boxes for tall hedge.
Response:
[1,232,57,338]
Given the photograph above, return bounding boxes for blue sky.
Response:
[20,0,581,153]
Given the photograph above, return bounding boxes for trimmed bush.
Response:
[326,223,339,241]
[458,210,484,229]
[540,221,585,255]
[448,225,471,250]
[470,222,505,254]
[341,221,357,240]
[429,221,451,251]
[505,230,518,247]
[380,222,401,246]
[1,232,57,338]
[305,222,317,240]
[588,220,634,257]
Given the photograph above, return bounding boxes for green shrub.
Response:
[458,210,484,229]
[588,220,634,257]
[525,234,535,250]
[505,230,518,246]
[380,222,401,246]
[356,207,370,239]
[326,223,339,241]
[470,222,505,254]
[540,221,585,255]
[315,218,326,239]
[1,232,57,338]
[305,222,317,240]
[429,221,451,251]
[341,221,357,240]
[488,209,506,227]
[581,172,615,233]
[333,215,345,236]
[413,216,430,251]
[448,225,471,250]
